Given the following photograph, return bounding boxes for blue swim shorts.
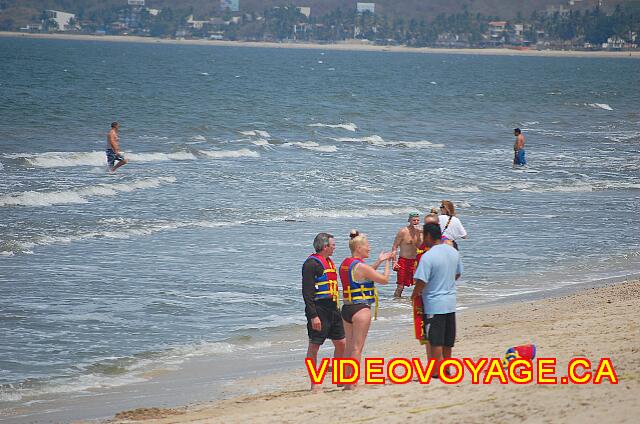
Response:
[514,149,526,166]
[106,149,125,167]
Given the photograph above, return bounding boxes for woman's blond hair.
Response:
[440,200,456,216]
[348,229,368,254]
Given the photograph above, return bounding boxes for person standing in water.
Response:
[513,128,527,167]
[106,122,128,172]
[391,212,422,298]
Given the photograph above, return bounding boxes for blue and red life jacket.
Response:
[305,253,339,304]
[339,257,379,319]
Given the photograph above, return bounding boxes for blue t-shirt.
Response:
[414,243,463,314]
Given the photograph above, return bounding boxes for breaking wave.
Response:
[308,122,358,132]
[0,177,176,207]
[6,149,258,168]
[282,141,337,153]
[332,135,443,148]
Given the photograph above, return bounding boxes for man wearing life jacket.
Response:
[302,232,345,391]
[412,223,463,378]
[391,212,422,298]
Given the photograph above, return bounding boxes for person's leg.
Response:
[441,312,455,377]
[430,345,444,378]
[329,308,346,359]
[332,338,345,359]
[394,284,404,298]
[306,342,321,364]
[306,342,322,392]
[427,314,447,378]
[394,259,407,297]
[344,307,371,390]
[111,158,128,172]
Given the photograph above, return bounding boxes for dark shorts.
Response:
[424,312,456,347]
[106,149,125,167]
[307,302,345,345]
[340,303,370,324]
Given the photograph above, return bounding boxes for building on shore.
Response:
[43,10,77,31]
[488,21,507,43]
[297,7,311,18]
[357,3,375,14]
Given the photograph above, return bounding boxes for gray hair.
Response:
[313,232,334,253]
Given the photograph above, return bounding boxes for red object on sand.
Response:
[502,344,536,368]
[413,295,428,345]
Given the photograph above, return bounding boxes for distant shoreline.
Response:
[2,31,639,58]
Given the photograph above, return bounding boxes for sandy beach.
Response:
[1,31,639,58]
[103,279,640,424]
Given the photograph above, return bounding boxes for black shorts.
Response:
[340,303,370,324]
[307,302,345,345]
[424,312,456,347]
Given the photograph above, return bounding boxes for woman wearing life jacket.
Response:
[438,200,467,250]
[339,230,392,389]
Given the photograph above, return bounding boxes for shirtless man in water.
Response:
[106,122,128,172]
[391,212,422,298]
[513,128,526,167]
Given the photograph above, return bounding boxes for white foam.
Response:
[18,151,105,168]
[251,139,272,147]
[333,135,385,144]
[286,206,421,220]
[332,135,443,148]
[239,130,271,138]
[9,151,198,168]
[384,140,444,148]
[282,141,337,153]
[199,148,259,159]
[308,122,357,132]
[589,103,613,111]
[129,152,197,162]
[523,184,594,193]
[435,185,481,193]
[0,177,176,207]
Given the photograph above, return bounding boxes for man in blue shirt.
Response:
[412,223,463,377]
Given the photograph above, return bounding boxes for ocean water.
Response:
[1,37,639,419]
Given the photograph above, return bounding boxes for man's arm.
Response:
[391,229,404,261]
[302,259,321,319]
